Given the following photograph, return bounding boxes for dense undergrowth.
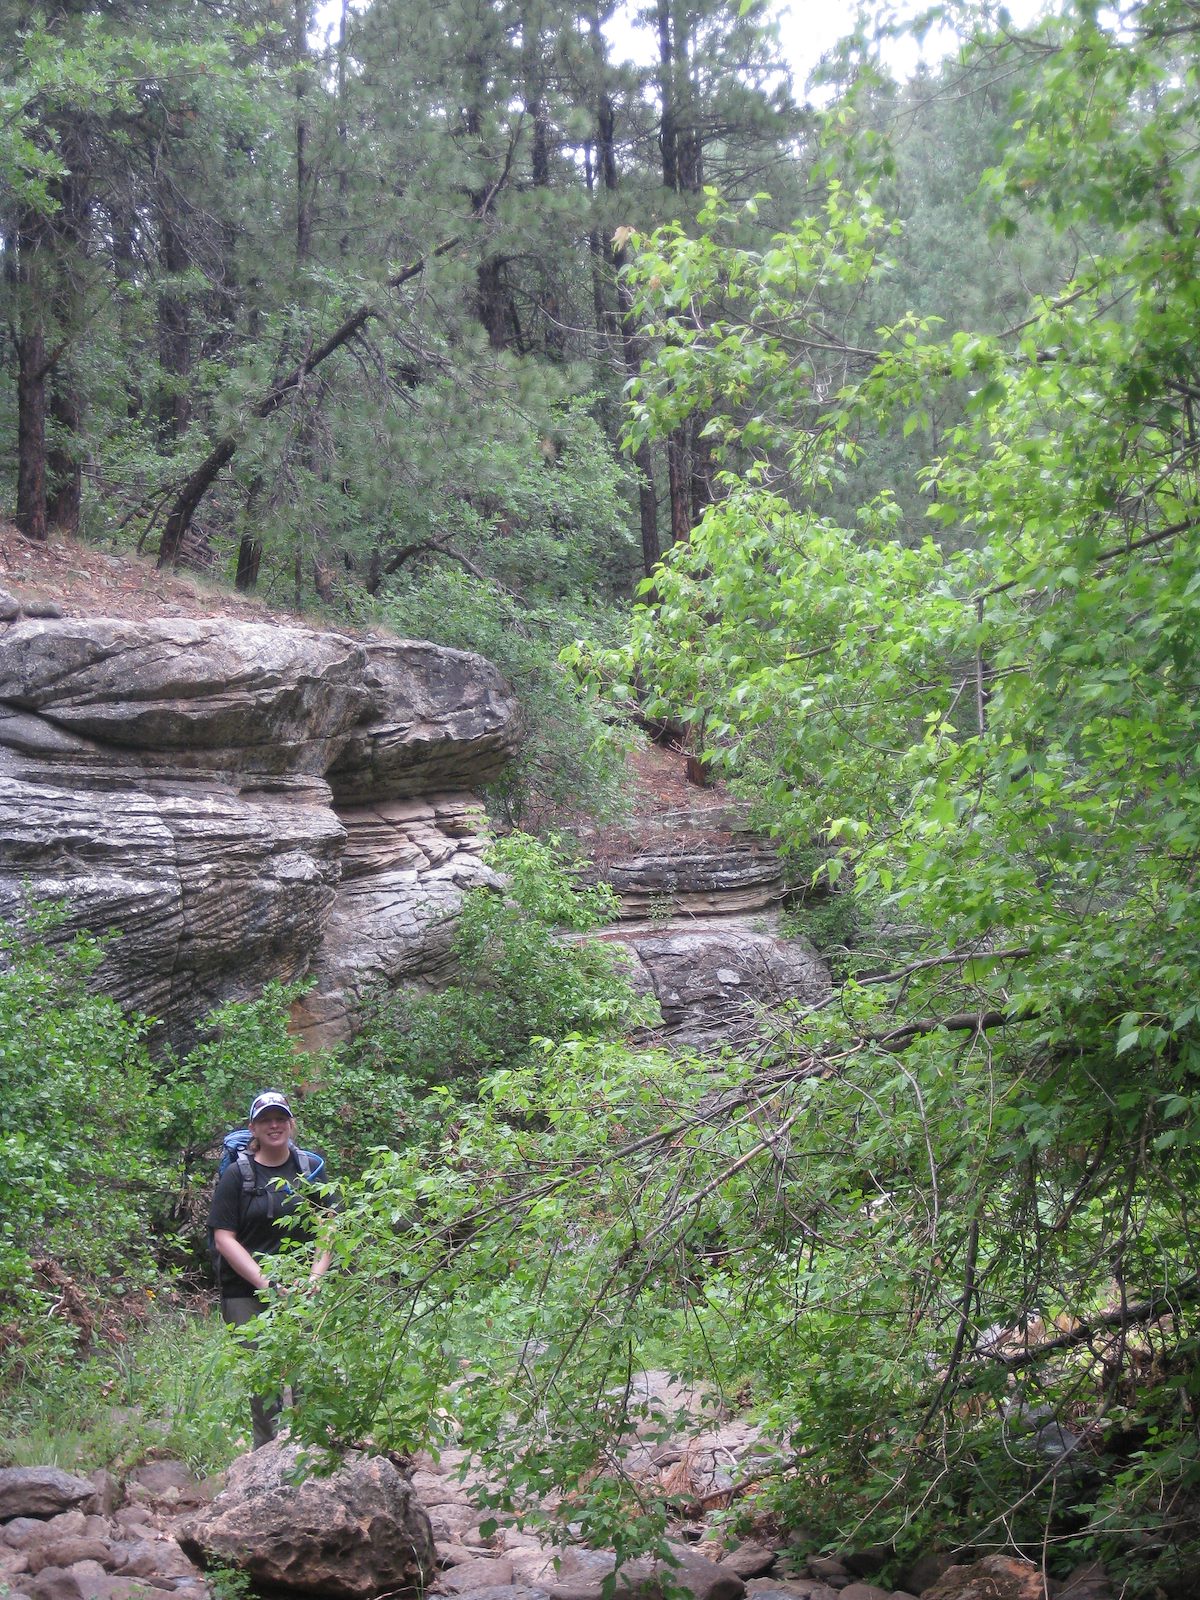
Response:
[3,830,1199,1595]
[0,836,648,1468]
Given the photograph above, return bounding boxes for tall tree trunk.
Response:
[477,254,511,349]
[666,431,692,545]
[157,211,192,441]
[46,380,82,532]
[656,0,678,192]
[15,328,48,542]
[689,414,714,521]
[10,211,48,542]
[45,152,88,534]
[294,0,314,265]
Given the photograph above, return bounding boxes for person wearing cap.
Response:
[210,1090,332,1448]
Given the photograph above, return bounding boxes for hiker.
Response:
[210,1089,332,1448]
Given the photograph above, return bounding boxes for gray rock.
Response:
[3,1519,50,1550]
[124,1460,211,1510]
[325,639,518,804]
[177,1440,435,1599]
[719,1545,777,1580]
[0,1469,96,1522]
[509,1542,745,1600]
[0,588,20,621]
[86,1470,121,1517]
[0,616,518,1047]
[744,1585,838,1600]
[0,618,367,774]
[615,921,830,1046]
[108,1536,200,1581]
[0,1542,30,1576]
[293,796,503,1050]
[439,1557,517,1592]
[19,600,62,620]
[25,1538,113,1574]
[25,1560,108,1600]
[596,841,785,918]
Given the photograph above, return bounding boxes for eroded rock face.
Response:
[595,920,831,1048]
[579,780,832,1047]
[327,639,519,804]
[0,618,367,775]
[177,1442,436,1599]
[0,615,519,1046]
[293,794,502,1051]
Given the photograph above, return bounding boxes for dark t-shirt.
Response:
[209,1150,324,1298]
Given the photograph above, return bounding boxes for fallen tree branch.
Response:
[978,1278,1200,1371]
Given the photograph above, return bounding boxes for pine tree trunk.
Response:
[10,205,48,541]
[46,380,82,532]
[15,328,48,542]
[156,213,192,441]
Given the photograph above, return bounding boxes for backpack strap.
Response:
[230,1147,258,1231]
[291,1142,313,1178]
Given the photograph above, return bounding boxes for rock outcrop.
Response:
[577,769,831,1047]
[0,614,519,1047]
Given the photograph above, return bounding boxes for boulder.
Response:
[25,1538,113,1574]
[920,1555,1054,1600]
[177,1440,436,1598]
[508,1541,745,1600]
[439,1556,517,1592]
[0,618,366,775]
[718,1545,777,1580]
[0,1468,96,1521]
[25,1560,110,1600]
[605,921,831,1046]
[325,640,518,804]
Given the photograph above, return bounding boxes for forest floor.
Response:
[0,522,298,626]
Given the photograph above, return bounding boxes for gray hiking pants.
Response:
[220,1294,285,1450]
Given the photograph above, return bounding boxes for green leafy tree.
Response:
[250,3,1200,1587]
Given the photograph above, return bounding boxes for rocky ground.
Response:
[0,1374,1116,1600]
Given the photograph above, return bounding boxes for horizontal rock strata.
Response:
[0,616,519,1046]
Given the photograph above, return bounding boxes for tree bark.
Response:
[46,380,82,533]
[156,211,192,441]
[15,325,48,542]
[10,207,48,541]
[666,431,692,545]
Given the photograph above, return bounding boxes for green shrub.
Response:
[347,834,657,1094]
[0,916,165,1376]
[375,572,633,828]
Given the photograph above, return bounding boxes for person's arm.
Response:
[213,1229,271,1293]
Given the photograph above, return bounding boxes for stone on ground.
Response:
[176,1440,436,1599]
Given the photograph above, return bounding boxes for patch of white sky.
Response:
[314,0,1052,97]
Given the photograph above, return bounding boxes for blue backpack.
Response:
[208,1129,326,1279]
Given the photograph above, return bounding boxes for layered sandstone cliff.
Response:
[0,612,519,1048]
